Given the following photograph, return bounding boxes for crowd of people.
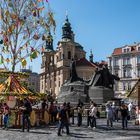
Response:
[0,98,137,136]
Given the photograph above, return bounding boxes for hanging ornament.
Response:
[8,26,12,34]
[30,51,37,59]
[21,59,27,67]
[42,35,46,40]
[20,19,25,26]
[5,10,9,17]
[6,58,10,63]
[33,10,36,17]
[11,13,17,19]
[11,24,15,31]
[33,34,39,40]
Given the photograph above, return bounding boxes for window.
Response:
[127,48,130,52]
[123,68,131,78]
[127,69,131,77]
[123,69,126,78]
[123,58,126,65]
[124,49,126,53]
[123,58,130,65]
[123,82,126,90]
[68,51,71,59]
[127,58,130,64]
[123,48,130,53]
[138,68,140,77]
[114,58,119,66]
[128,82,131,90]
[137,56,140,63]
[138,47,140,51]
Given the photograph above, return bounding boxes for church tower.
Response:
[40,32,55,94]
[62,16,74,41]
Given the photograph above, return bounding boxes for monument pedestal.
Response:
[88,86,114,104]
[57,81,89,103]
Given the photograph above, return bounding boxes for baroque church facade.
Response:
[40,17,96,97]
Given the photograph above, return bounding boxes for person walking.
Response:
[120,104,128,129]
[88,100,94,128]
[3,103,10,130]
[57,103,70,136]
[89,103,97,129]
[106,103,113,128]
[128,102,133,120]
[20,98,32,132]
[77,99,84,126]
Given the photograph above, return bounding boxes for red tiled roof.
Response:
[112,44,138,55]
[112,48,122,55]
[76,58,97,68]
[99,61,108,65]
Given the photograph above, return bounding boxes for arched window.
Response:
[68,51,71,59]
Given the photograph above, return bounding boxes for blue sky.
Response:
[21,0,140,72]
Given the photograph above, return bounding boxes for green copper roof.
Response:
[75,42,83,50]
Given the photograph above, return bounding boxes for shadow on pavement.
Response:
[7,129,51,135]
[30,131,51,135]
[69,132,94,139]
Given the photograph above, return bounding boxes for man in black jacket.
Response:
[21,98,32,132]
[57,102,69,136]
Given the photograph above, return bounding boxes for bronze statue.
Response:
[92,64,120,89]
[69,59,83,83]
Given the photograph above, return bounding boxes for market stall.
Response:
[0,72,49,128]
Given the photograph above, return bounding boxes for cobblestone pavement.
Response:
[0,118,140,140]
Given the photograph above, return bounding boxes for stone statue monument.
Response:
[57,59,88,103]
[58,60,120,104]
[88,64,120,104]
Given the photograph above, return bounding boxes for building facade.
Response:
[108,43,140,98]
[20,69,40,92]
[40,17,96,97]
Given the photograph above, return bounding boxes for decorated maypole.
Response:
[0,0,55,107]
[0,0,55,72]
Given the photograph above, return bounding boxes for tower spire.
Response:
[66,10,68,20]
[62,14,74,41]
[89,50,93,63]
[45,31,54,51]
